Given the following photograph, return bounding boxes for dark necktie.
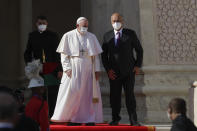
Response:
[115,32,120,46]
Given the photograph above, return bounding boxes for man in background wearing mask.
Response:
[101,13,143,126]
[24,16,62,118]
[51,17,103,125]
[167,98,197,131]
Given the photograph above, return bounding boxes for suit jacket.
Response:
[101,28,143,76]
[171,115,197,131]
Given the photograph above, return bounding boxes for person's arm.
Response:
[54,33,62,72]
[24,33,33,64]
[61,53,72,77]
[132,31,143,68]
[101,35,116,80]
[101,35,111,72]
[94,55,101,81]
[95,55,101,72]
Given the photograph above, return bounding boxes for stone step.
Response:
[150,125,171,131]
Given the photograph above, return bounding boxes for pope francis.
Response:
[51,17,103,125]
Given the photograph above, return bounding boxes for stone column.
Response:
[19,0,32,87]
[139,0,197,123]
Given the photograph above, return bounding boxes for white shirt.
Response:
[114,28,123,45]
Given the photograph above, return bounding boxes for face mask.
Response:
[80,27,88,34]
[167,111,171,120]
[38,24,47,32]
[112,22,122,31]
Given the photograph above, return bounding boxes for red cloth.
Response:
[25,96,49,131]
[43,62,59,74]
[50,124,155,131]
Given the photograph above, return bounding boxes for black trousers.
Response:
[47,85,59,118]
[109,72,137,122]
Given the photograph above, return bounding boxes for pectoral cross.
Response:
[42,50,46,63]
[80,49,85,56]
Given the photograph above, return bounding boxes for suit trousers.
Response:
[109,71,137,122]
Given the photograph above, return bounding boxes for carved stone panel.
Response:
[155,0,197,64]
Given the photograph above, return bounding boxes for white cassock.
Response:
[51,29,103,123]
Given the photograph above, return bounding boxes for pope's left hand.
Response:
[133,66,140,75]
[95,72,100,81]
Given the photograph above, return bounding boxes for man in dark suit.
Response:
[168,98,197,131]
[24,16,62,117]
[101,13,143,126]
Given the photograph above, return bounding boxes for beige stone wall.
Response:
[155,0,197,64]
[140,0,197,123]
[81,0,141,43]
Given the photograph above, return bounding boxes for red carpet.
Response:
[50,124,155,131]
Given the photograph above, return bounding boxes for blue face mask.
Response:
[38,24,47,32]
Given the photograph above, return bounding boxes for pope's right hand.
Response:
[66,69,72,78]
[108,69,116,80]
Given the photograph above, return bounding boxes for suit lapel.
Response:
[120,28,129,43]
[108,30,116,48]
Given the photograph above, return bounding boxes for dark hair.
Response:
[13,89,24,103]
[168,98,186,115]
[0,92,18,120]
[36,15,47,21]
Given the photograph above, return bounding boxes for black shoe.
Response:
[109,120,119,126]
[85,122,95,126]
[130,121,141,126]
[67,122,81,126]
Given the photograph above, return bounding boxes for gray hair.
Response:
[0,92,18,120]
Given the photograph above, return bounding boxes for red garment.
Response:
[25,96,49,131]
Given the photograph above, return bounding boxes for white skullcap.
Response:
[76,17,87,24]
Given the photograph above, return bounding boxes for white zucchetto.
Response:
[76,17,87,24]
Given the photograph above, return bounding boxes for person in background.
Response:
[14,89,40,131]
[0,86,40,131]
[167,98,197,131]
[24,15,62,117]
[25,77,49,131]
[0,92,18,131]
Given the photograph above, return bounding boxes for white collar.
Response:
[0,122,13,129]
[114,28,123,35]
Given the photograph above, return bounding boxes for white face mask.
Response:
[112,22,122,31]
[167,111,171,120]
[80,27,88,34]
[38,24,47,32]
